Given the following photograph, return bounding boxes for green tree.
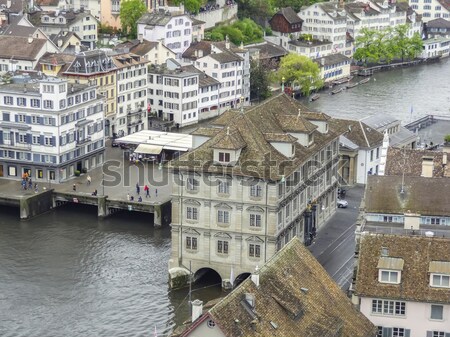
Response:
[276,53,323,96]
[354,28,379,64]
[120,0,146,39]
[209,18,264,45]
[236,0,275,25]
[445,134,450,143]
[250,59,272,102]
[171,0,204,14]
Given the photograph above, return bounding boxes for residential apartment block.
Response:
[409,0,450,21]
[354,233,450,337]
[167,94,341,289]
[0,75,105,181]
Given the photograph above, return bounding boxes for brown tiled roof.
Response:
[182,40,212,60]
[365,175,450,216]
[190,127,221,137]
[0,35,46,60]
[115,39,159,56]
[35,0,59,5]
[169,94,341,180]
[271,7,303,24]
[38,52,75,73]
[209,51,243,64]
[210,127,246,150]
[263,133,297,143]
[355,234,450,304]
[437,0,450,11]
[385,147,448,177]
[247,42,288,60]
[180,64,220,87]
[332,118,383,148]
[201,238,375,337]
[426,18,450,29]
[0,0,25,12]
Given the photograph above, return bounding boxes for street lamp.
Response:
[281,76,285,93]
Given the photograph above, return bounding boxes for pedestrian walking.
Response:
[144,185,149,198]
[138,196,142,202]
[21,179,27,190]
[155,188,158,197]
[127,193,131,201]
[28,178,33,190]
[34,183,38,193]
[73,184,76,192]
[136,183,140,195]
[87,175,91,185]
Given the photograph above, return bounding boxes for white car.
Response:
[337,199,348,208]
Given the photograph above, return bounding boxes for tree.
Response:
[250,59,272,102]
[276,53,323,96]
[445,134,450,143]
[236,0,275,26]
[171,0,203,14]
[209,19,264,45]
[120,0,147,39]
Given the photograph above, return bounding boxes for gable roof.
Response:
[385,147,449,177]
[271,7,303,24]
[28,9,92,28]
[0,35,47,60]
[169,94,341,181]
[0,0,25,13]
[114,39,160,56]
[365,175,450,216]
[186,238,375,337]
[332,118,383,148]
[437,0,450,11]
[64,50,117,75]
[426,17,450,28]
[247,41,288,60]
[355,233,450,304]
[315,53,351,66]
[137,11,187,26]
[38,52,75,73]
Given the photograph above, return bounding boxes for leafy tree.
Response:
[353,28,379,64]
[276,53,323,96]
[236,0,275,26]
[120,0,147,39]
[445,134,450,143]
[171,0,204,14]
[209,18,264,45]
[250,59,272,102]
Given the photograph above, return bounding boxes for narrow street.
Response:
[308,186,364,290]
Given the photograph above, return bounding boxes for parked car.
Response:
[111,139,119,147]
[337,199,348,208]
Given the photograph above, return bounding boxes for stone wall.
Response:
[20,189,54,220]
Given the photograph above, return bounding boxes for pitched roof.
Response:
[0,35,46,60]
[114,39,159,56]
[426,17,450,28]
[64,50,117,75]
[38,52,75,73]
[315,53,351,66]
[189,238,375,337]
[332,118,383,148]
[289,39,332,47]
[182,40,212,60]
[209,51,243,63]
[437,0,450,11]
[0,0,25,12]
[169,94,341,180]
[137,11,186,26]
[35,0,59,6]
[385,147,449,177]
[355,234,450,304]
[180,64,219,87]
[246,42,288,60]
[28,9,92,28]
[272,7,303,24]
[365,175,450,216]
[210,127,247,150]
[1,22,39,37]
[49,30,79,47]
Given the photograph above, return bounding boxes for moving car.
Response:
[111,139,119,147]
[337,199,348,208]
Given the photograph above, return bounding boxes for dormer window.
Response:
[377,256,404,284]
[219,152,230,162]
[429,261,450,288]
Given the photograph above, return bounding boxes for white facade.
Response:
[288,40,333,59]
[113,54,149,137]
[410,0,450,22]
[0,76,105,181]
[419,37,450,58]
[356,146,381,184]
[137,14,195,59]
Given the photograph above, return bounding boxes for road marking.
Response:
[331,254,355,280]
[316,224,355,260]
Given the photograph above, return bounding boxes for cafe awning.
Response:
[134,144,163,155]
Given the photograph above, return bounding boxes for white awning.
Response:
[134,144,163,155]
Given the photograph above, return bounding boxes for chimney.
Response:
[191,299,203,323]
[6,0,11,8]
[225,35,230,49]
[138,34,143,44]
[75,42,80,54]
[421,156,433,178]
[57,39,63,47]
[28,35,33,43]
[250,265,259,287]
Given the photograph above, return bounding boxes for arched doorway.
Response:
[194,267,222,287]
[233,272,251,288]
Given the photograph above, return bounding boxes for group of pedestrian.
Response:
[20,172,38,192]
[128,183,158,202]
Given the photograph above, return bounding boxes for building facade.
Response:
[409,0,450,22]
[167,94,341,289]
[354,233,450,337]
[0,75,105,181]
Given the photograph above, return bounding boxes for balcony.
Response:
[76,136,92,146]
[128,120,142,127]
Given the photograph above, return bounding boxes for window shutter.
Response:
[59,136,62,145]
[404,329,410,337]
[27,153,31,161]
[37,116,42,124]
[0,131,3,145]
[66,134,70,143]
[33,154,40,162]
[15,115,18,122]
[52,136,56,146]
[426,331,432,337]
[26,134,32,144]
[382,327,392,337]
[15,133,19,143]
[26,116,32,124]
[51,118,56,126]
[40,135,44,145]
[52,156,56,164]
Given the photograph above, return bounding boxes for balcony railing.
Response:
[76,136,92,146]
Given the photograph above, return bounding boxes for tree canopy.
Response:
[208,18,264,45]
[250,59,273,102]
[276,53,323,96]
[354,25,423,64]
[120,0,147,39]
[171,0,204,14]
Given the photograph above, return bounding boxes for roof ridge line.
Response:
[359,120,370,148]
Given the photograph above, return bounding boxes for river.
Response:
[1,58,450,337]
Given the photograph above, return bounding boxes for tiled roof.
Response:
[137,12,176,26]
[38,52,75,73]
[263,133,298,143]
[315,53,351,66]
[247,42,288,59]
[35,0,59,6]
[180,64,219,87]
[437,0,450,11]
[426,18,450,29]
[182,40,212,60]
[210,127,247,150]
[201,238,375,337]
[169,94,341,180]
[111,52,148,69]
[64,50,117,75]
[319,2,347,20]
[49,31,79,47]
[209,51,243,63]
[289,39,332,47]
[0,35,46,60]
[365,175,450,216]
[1,23,39,37]
[0,0,25,12]
[385,147,448,177]
[332,118,383,148]
[28,10,88,28]
[115,39,159,56]
[190,127,221,137]
[272,7,303,24]
[355,234,450,304]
